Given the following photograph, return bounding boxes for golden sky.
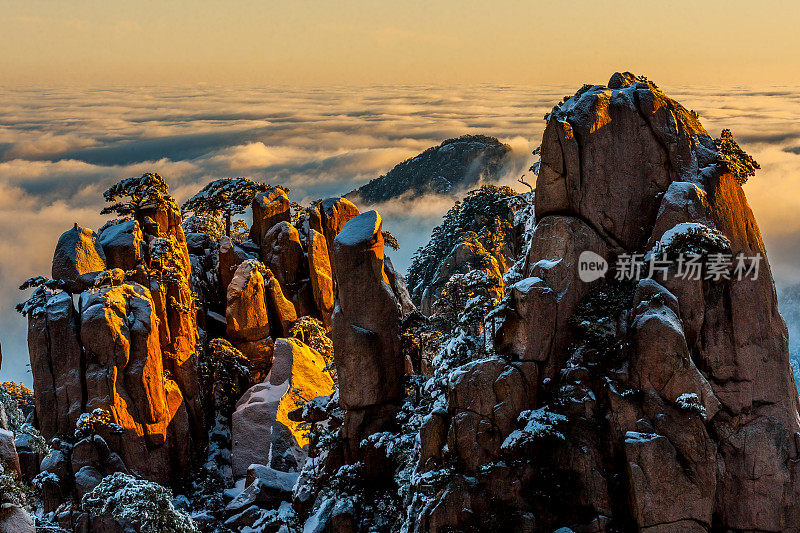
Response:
[2,0,799,86]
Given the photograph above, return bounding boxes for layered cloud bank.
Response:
[0,83,798,383]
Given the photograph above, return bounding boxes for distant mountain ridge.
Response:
[346,134,511,204]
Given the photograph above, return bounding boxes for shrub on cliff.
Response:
[182,178,279,237]
[715,129,760,185]
[101,172,173,220]
[82,472,198,533]
[407,185,518,302]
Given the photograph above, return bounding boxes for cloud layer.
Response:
[1,83,799,385]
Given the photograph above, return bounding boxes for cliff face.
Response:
[412,74,800,531]
[12,74,800,533]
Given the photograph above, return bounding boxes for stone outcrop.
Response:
[225,465,298,529]
[420,235,505,316]
[78,283,191,485]
[310,197,360,268]
[27,291,84,439]
[52,224,107,284]
[250,188,291,245]
[231,338,333,480]
[98,220,144,272]
[415,74,800,531]
[261,222,304,291]
[141,200,203,440]
[226,260,270,342]
[265,274,297,338]
[307,230,334,328]
[218,236,254,296]
[27,281,191,521]
[0,429,21,478]
[331,210,404,463]
[31,196,201,491]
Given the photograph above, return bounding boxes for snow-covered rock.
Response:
[231,338,334,480]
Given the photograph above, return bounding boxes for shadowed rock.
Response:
[261,221,304,291]
[98,220,144,271]
[331,210,404,463]
[26,291,84,439]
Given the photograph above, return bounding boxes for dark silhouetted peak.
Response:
[347,134,511,205]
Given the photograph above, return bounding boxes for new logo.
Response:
[578,251,608,282]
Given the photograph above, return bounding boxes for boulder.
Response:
[218,236,253,294]
[52,223,106,283]
[226,260,270,342]
[39,445,72,513]
[98,220,144,271]
[226,464,299,516]
[265,274,297,338]
[251,188,291,244]
[629,279,719,420]
[185,231,212,255]
[231,338,333,480]
[0,504,35,533]
[14,433,41,483]
[0,429,21,478]
[261,221,304,291]
[234,337,275,386]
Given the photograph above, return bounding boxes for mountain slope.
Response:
[346,134,511,204]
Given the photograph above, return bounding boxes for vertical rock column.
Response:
[331,210,404,465]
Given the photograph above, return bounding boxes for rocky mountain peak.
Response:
[346,134,511,205]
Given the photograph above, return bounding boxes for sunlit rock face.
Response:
[28,283,190,489]
[78,283,191,484]
[309,196,361,269]
[139,200,203,440]
[226,260,270,342]
[307,229,334,328]
[231,338,333,480]
[415,74,800,531]
[52,224,107,286]
[28,193,199,500]
[250,188,291,245]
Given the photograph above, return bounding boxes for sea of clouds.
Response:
[1,82,799,384]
